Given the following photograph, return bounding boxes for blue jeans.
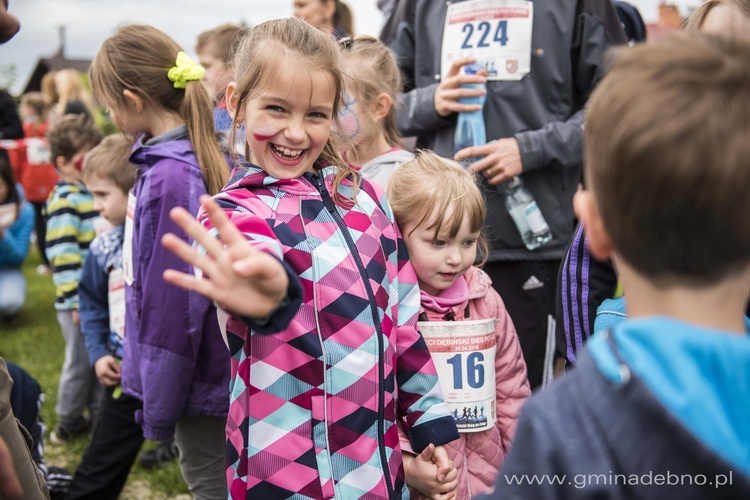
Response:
[0,267,26,318]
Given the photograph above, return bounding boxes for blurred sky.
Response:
[1,0,703,96]
[0,0,384,94]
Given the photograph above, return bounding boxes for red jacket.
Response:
[17,122,58,203]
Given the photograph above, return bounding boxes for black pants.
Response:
[66,388,144,500]
[32,202,50,267]
[483,260,560,390]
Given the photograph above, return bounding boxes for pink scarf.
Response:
[419,275,469,314]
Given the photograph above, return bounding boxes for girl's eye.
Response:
[463,239,477,248]
[267,105,284,113]
[432,240,446,248]
[309,111,328,119]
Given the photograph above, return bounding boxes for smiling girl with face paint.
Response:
[160,17,460,499]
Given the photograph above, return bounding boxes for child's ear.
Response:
[574,190,613,261]
[122,90,144,114]
[54,155,68,171]
[224,82,243,123]
[371,93,392,122]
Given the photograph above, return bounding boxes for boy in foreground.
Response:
[483,32,750,499]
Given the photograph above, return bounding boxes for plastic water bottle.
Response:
[499,176,552,250]
[453,63,486,167]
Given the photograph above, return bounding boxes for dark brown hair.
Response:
[82,134,137,194]
[585,32,750,286]
[89,24,228,195]
[331,0,353,37]
[0,156,21,217]
[46,114,103,163]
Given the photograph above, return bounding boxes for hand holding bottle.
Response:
[434,57,487,118]
[455,137,522,184]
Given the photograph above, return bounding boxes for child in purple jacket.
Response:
[89,24,231,499]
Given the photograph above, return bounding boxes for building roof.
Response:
[22,53,91,94]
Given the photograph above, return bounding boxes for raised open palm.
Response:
[161,195,288,319]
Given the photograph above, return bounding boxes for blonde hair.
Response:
[82,134,137,194]
[387,151,488,264]
[683,0,750,31]
[228,17,357,202]
[340,35,401,148]
[585,33,750,286]
[21,92,49,122]
[40,71,59,108]
[54,69,96,117]
[89,24,228,195]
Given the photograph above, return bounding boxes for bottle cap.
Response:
[498,176,521,192]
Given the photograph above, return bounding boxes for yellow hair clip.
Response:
[167,51,205,89]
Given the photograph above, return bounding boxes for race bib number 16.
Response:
[419,318,497,433]
[441,0,533,81]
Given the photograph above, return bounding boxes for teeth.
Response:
[273,144,303,158]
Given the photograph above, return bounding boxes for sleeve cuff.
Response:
[515,130,547,173]
[136,410,176,441]
[88,348,111,367]
[407,415,460,454]
[240,258,303,334]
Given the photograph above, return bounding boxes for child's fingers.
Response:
[161,233,221,279]
[162,268,218,300]
[168,205,226,258]
[417,443,435,463]
[443,465,457,484]
[434,471,458,493]
[200,195,249,247]
[435,492,457,500]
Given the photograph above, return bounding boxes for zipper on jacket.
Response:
[308,196,338,500]
[311,173,396,500]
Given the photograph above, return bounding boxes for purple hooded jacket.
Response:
[122,126,229,441]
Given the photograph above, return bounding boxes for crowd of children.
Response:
[0,1,749,499]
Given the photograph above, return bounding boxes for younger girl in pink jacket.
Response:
[388,152,531,498]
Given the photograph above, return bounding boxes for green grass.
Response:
[0,246,190,499]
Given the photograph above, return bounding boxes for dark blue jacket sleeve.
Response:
[79,251,112,366]
[240,259,303,334]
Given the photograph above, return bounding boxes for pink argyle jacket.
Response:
[202,163,459,499]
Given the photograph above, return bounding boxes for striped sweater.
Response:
[206,164,459,499]
[45,181,99,311]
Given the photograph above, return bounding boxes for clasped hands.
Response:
[404,443,459,500]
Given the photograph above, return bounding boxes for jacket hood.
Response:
[589,318,750,478]
[465,266,493,300]
[360,148,415,171]
[129,125,197,169]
